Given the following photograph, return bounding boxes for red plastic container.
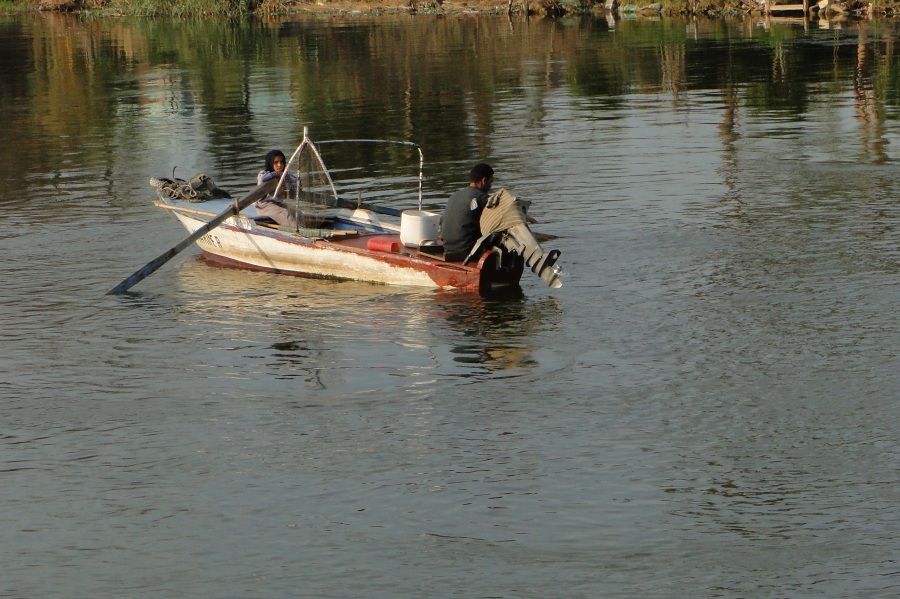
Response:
[366,237,399,253]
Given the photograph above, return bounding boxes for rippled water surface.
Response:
[2,12,899,598]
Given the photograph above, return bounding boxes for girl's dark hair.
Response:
[264,150,286,172]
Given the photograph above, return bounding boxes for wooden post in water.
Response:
[765,0,809,20]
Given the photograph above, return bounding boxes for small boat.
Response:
[150,130,527,295]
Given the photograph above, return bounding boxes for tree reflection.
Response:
[5,13,900,201]
[853,27,888,163]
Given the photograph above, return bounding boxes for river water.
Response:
[2,11,899,598]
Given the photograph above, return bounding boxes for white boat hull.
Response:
[167,208,517,292]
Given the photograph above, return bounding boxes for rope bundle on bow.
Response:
[149,173,232,202]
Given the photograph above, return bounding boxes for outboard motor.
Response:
[499,225,562,288]
[465,187,563,288]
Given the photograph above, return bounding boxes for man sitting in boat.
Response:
[441,162,495,260]
[255,149,302,228]
[442,163,562,288]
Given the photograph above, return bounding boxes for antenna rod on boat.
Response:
[316,138,424,210]
[416,145,423,210]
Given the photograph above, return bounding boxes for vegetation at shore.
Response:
[2,0,896,18]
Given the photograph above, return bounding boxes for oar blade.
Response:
[106,243,190,296]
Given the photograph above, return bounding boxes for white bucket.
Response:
[400,210,441,248]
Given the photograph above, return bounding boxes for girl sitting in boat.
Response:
[255,149,301,228]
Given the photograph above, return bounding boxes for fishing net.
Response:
[149,173,231,202]
[282,139,339,231]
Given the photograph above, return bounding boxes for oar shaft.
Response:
[106,179,277,295]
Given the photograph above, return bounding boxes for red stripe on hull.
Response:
[198,243,523,295]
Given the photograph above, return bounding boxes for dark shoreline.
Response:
[5,0,893,19]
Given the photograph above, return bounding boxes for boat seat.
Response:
[254,216,339,231]
[417,243,466,262]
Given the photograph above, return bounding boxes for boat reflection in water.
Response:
[169,255,562,389]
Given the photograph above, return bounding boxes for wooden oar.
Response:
[106,179,277,295]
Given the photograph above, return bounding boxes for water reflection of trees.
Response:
[4,14,900,188]
[853,28,889,163]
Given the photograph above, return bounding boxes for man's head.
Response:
[469,163,494,192]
